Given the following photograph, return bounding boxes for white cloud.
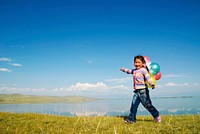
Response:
[68,82,107,91]
[1,81,199,97]
[0,68,12,72]
[165,82,189,87]
[192,83,198,86]
[53,87,66,92]
[9,63,23,67]
[0,86,47,94]
[163,74,185,78]
[111,85,130,89]
[0,57,22,73]
[0,82,109,96]
[0,57,12,62]
[105,77,132,83]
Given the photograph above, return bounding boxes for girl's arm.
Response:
[143,68,155,89]
[120,68,133,74]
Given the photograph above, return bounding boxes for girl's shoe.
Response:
[124,118,136,124]
[155,115,161,123]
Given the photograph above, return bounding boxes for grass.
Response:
[0,112,200,134]
[0,94,97,104]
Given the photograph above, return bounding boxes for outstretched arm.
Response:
[120,68,133,74]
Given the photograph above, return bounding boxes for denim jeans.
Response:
[128,88,159,121]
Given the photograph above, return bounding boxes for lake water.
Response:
[0,97,200,116]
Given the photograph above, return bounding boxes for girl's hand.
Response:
[152,84,155,89]
[120,68,124,71]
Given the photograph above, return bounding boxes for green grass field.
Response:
[0,112,199,134]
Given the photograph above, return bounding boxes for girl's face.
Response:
[134,58,144,70]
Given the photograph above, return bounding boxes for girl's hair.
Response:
[134,55,149,72]
[134,55,146,63]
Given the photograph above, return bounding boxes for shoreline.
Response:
[0,93,199,104]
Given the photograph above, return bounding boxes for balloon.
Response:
[150,63,160,76]
[154,72,162,80]
[146,61,151,70]
[143,56,151,70]
[143,56,151,63]
[146,73,156,88]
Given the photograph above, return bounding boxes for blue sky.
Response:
[0,0,200,98]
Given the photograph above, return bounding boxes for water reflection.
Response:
[0,97,199,116]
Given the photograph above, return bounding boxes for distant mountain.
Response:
[0,94,98,104]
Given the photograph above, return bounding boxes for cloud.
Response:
[0,57,12,62]
[68,82,107,91]
[105,77,132,83]
[0,68,12,72]
[163,74,185,78]
[0,86,47,94]
[9,63,23,67]
[192,83,199,86]
[165,82,189,87]
[111,85,130,89]
[0,82,122,97]
[0,57,22,73]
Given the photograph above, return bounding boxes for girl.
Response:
[120,55,161,123]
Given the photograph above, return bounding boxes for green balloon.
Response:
[150,63,160,76]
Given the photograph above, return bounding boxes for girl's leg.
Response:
[139,89,159,118]
[128,92,140,121]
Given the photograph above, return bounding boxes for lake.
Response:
[0,97,199,116]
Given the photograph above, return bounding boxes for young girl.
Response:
[120,55,161,123]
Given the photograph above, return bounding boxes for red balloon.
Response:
[143,56,151,63]
[154,72,162,80]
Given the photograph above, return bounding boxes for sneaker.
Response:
[155,115,161,123]
[124,118,135,124]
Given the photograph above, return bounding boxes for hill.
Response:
[0,94,97,104]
